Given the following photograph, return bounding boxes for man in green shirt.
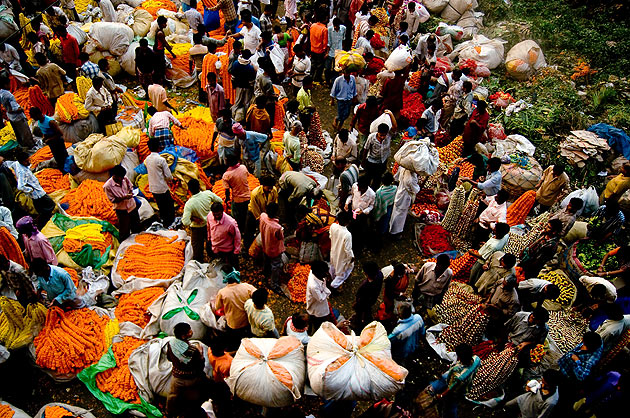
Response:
[182,179,223,262]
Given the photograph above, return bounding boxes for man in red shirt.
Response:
[350,95,379,150]
[259,202,285,291]
[309,12,329,85]
[222,154,251,235]
[55,26,80,81]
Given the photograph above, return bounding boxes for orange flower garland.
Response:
[115,287,165,327]
[0,227,28,268]
[30,142,72,169]
[0,404,14,418]
[506,190,536,226]
[34,307,109,375]
[60,180,118,225]
[139,0,176,18]
[95,336,145,403]
[117,234,186,281]
[43,406,74,418]
[35,168,71,194]
[62,267,80,287]
[287,264,311,303]
[438,136,464,165]
[172,118,218,160]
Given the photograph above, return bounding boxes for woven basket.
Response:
[563,240,593,281]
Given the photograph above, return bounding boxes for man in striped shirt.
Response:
[244,288,279,337]
[335,158,359,206]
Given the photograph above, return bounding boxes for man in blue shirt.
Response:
[330,69,357,131]
[233,122,268,178]
[325,18,346,86]
[558,331,603,383]
[31,258,84,309]
[463,157,503,196]
[388,304,425,363]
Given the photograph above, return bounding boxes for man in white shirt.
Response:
[232,10,261,54]
[419,100,443,138]
[289,44,311,96]
[389,166,420,237]
[331,128,358,163]
[473,189,509,247]
[0,43,21,72]
[84,77,114,132]
[355,30,374,54]
[329,211,354,290]
[345,175,375,253]
[306,260,333,332]
[596,304,630,352]
[402,1,429,33]
[144,138,175,228]
[184,0,204,33]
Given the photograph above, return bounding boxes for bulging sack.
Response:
[394,138,440,176]
[72,133,127,173]
[441,0,478,22]
[450,35,505,70]
[227,337,305,407]
[88,22,134,56]
[307,321,408,400]
[385,46,413,71]
[505,40,546,80]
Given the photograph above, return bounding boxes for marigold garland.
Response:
[62,267,80,287]
[115,287,165,327]
[28,85,54,116]
[287,264,310,303]
[60,180,118,224]
[55,93,89,123]
[35,168,71,194]
[30,142,73,169]
[117,234,186,281]
[0,227,28,268]
[0,404,14,418]
[95,336,145,403]
[43,405,74,418]
[140,0,176,18]
[437,136,464,165]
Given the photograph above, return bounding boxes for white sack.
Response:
[88,22,134,56]
[394,138,440,176]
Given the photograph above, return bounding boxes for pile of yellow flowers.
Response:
[0,124,16,147]
[76,0,94,13]
[0,297,48,350]
[170,43,193,73]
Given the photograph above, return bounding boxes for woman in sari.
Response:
[461,100,489,157]
[377,262,411,322]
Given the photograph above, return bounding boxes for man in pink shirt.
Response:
[148,106,184,150]
[103,165,141,240]
[16,216,57,265]
[259,203,285,291]
[222,154,251,235]
[207,202,241,268]
[473,189,509,248]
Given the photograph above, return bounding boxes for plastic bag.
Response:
[564,221,588,242]
[435,22,464,41]
[457,10,483,38]
[34,403,96,418]
[441,0,478,22]
[394,139,440,176]
[73,133,127,173]
[335,49,367,72]
[67,23,87,46]
[132,9,153,37]
[505,40,546,81]
[88,22,134,56]
[58,114,99,143]
[226,337,305,407]
[449,35,505,70]
[307,321,408,400]
[0,401,30,418]
[385,46,413,71]
[487,123,506,141]
[561,187,599,216]
[493,134,535,157]
[117,126,142,147]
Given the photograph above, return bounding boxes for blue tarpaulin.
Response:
[588,123,630,160]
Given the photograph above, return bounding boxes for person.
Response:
[259,6,273,33]
[389,304,425,363]
[245,95,271,136]
[97,59,122,116]
[231,10,261,54]
[296,75,314,116]
[326,18,346,85]
[289,44,311,97]
[0,201,17,238]
[587,199,625,242]
[518,219,563,278]
[184,0,204,33]
[463,157,503,197]
[578,276,617,308]
[229,49,256,119]
[449,80,474,137]
[362,52,385,85]
[144,139,175,228]
[27,32,47,60]
[329,210,354,291]
[517,277,561,310]
[475,252,517,295]
[572,371,625,418]
[103,165,141,241]
[222,154,251,233]
[282,120,302,170]
[507,308,550,348]
[273,25,292,67]
[148,81,177,113]
[0,255,37,306]
[426,344,480,418]
[284,0,297,23]
[413,254,454,309]
[233,122,268,178]
[345,176,375,253]
[355,30,374,54]
[462,100,490,156]
[0,152,55,228]
[418,99,442,138]
[380,70,406,116]
[207,202,241,268]
[31,258,83,309]
[148,106,184,150]
[306,260,333,332]
[244,288,279,337]
[153,16,176,84]
[55,26,80,81]
[253,57,277,127]
[189,33,208,98]
[84,76,114,132]
[372,172,398,243]
[595,303,630,353]
[204,72,226,122]
[0,43,21,71]
[78,52,99,79]
[209,0,238,33]
[309,13,329,84]
[353,261,383,329]
[166,322,208,418]
[550,197,583,237]
[402,1,429,32]
[134,38,155,95]
[245,175,278,245]
[330,69,357,130]
[284,312,310,344]
[207,339,233,383]
[212,107,237,165]
[558,331,603,383]
[535,163,570,211]
[259,203,284,291]
[284,99,300,131]
[598,245,630,280]
[34,52,66,105]
[330,130,357,166]
[485,276,521,320]
[389,166,420,238]
[0,77,34,148]
[468,222,510,285]
[601,163,630,203]
[214,265,255,348]
[362,123,392,190]
[472,189,509,248]
[182,179,223,262]
[15,216,56,265]
[350,96,379,149]
[504,369,561,418]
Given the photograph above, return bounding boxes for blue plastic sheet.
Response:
[588,123,630,160]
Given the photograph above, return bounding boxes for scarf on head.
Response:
[223,268,241,283]
[16,216,38,237]
[238,56,250,66]
[170,338,193,364]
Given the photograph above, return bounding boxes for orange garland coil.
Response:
[30,142,72,169]
[0,227,28,268]
[35,168,71,194]
[95,336,145,403]
[287,264,310,303]
[506,190,536,226]
[60,180,118,225]
[43,406,74,418]
[62,267,80,287]
[0,404,14,418]
[140,0,176,18]
[28,85,54,116]
[115,287,165,327]
[117,234,186,281]
[34,307,109,375]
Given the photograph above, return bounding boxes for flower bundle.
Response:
[170,43,192,73]
[0,404,14,418]
[437,136,464,165]
[63,267,80,287]
[571,59,597,81]
[76,76,92,102]
[0,227,27,268]
[408,71,422,90]
[450,252,477,282]
[0,297,47,350]
[287,263,311,303]
[400,91,426,126]
[419,224,452,256]
[447,160,474,178]
[0,124,17,151]
[270,130,285,154]
[60,180,118,224]
[30,142,72,168]
[506,190,536,226]
[172,107,218,160]
[140,0,176,17]
[34,307,109,374]
[529,344,545,363]
[35,168,71,194]
[96,336,145,403]
[55,93,89,123]
[117,234,186,281]
[115,287,165,327]
[13,88,30,113]
[29,85,54,116]
[43,405,74,418]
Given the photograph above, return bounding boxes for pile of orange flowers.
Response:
[117,234,186,281]
[35,168,71,194]
[115,287,165,327]
[0,404,15,418]
[212,174,260,203]
[55,93,89,123]
[96,336,145,403]
[63,267,80,287]
[30,143,72,169]
[448,160,475,178]
[287,264,311,303]
[60,180,118,225]
[571,59,597,80]
[136,133,150,162]
[42,406,74,418]
[34,307,108,375]
[140,0,176,17]
[13,88,30,114]
[63,232,113,257]
[451,253,477,282]
[172,118,217,160]
[438,136,464,165]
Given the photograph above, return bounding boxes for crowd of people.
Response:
[0,0,629,418]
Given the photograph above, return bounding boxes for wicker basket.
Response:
[563,239,593,281]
